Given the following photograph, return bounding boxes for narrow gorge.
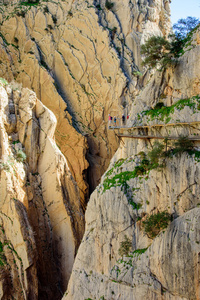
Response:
[0,0,199,299]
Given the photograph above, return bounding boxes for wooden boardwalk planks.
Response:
[109,121,200,140]
[117,134,200,140]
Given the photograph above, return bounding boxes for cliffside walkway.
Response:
[108,121,200,140]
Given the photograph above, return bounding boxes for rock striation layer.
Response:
[0,0,171,202]
[0,82,84,299]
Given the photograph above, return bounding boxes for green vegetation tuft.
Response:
[132,70,143,77]
[128,201,142,210]
[105,0,114,10]
[0,161,10,172]
[114,158,126,168]
[132,247,148,255]
[103,170,133,193]
[141,35,173,70]
[147,141,165,167]
[0,241,6,266]
[16,149,26,162]
[172,136,193,154]
[20,0,40,6]
[102,133,200,208]
[102,148,164,194]
[141,20,200,70]
[188,149,200,162]
[173,17,200,39]
[0,242,3,253]
[0,33,9,46]
[96,4,102,11]
[118,235,132,256]
[137,95,200,124]
[105,158,128,177]
[142,211,172,238]
[0,77,8,86]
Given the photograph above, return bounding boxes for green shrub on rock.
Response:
[147,141,165,167]
[141,36,174,70]
[105,0,114,10]
[172,136,194,154]
[118,235,132,256]
[141,21,200,70]
[142,211,172,239]
[0,77,8,86]
[16,149,26,162]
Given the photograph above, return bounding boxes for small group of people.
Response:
[108,113,129,127]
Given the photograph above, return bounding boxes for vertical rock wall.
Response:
[0,0,171,200]
[63,26,200,300]
[0,1,173,298]
[0,83,84,299]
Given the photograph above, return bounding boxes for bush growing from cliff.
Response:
[141,18,200,70]
[102,134,199,196]
[138,96,200,124]
[21,0,39,5]
[16,149,26,162]
[118,235,132,256]
[147,141,165,167]
[102,145,166,194]
[142,211,172,239]
[172,136,194,154]
[141,34,186,70]
[141,36,173,70]
[105,0,114,10]
[148,137,196,160]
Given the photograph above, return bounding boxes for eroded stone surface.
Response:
[64,28,200,300]
[65,208,200,300]
[0,84,84,299]
[0,0,171,202]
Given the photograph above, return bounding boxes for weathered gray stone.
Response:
[64,26,200,300]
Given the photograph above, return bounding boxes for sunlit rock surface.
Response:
[0,0,171,203]
[0,83,84,299]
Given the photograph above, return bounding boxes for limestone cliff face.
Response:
[95,0,171,78]
[0,0,171,202]
[128,26,200,118]
[0,82,84,299]
[64,28,200,299]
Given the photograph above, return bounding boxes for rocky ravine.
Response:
[0,0,173,299]
[2,1,200,300]
[0,0,171,204]
[64,28,200,299]
[0,83,84,299]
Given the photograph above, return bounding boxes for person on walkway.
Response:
[114,116,117,126]
[127,114,129,121]
[122,114,125,126]
[108,114,112,126]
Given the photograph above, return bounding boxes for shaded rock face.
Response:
[0,0,171,202]
[64,29,200,299]
[0,84,84,299]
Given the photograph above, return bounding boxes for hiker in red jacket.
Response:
[108,114,112,126]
